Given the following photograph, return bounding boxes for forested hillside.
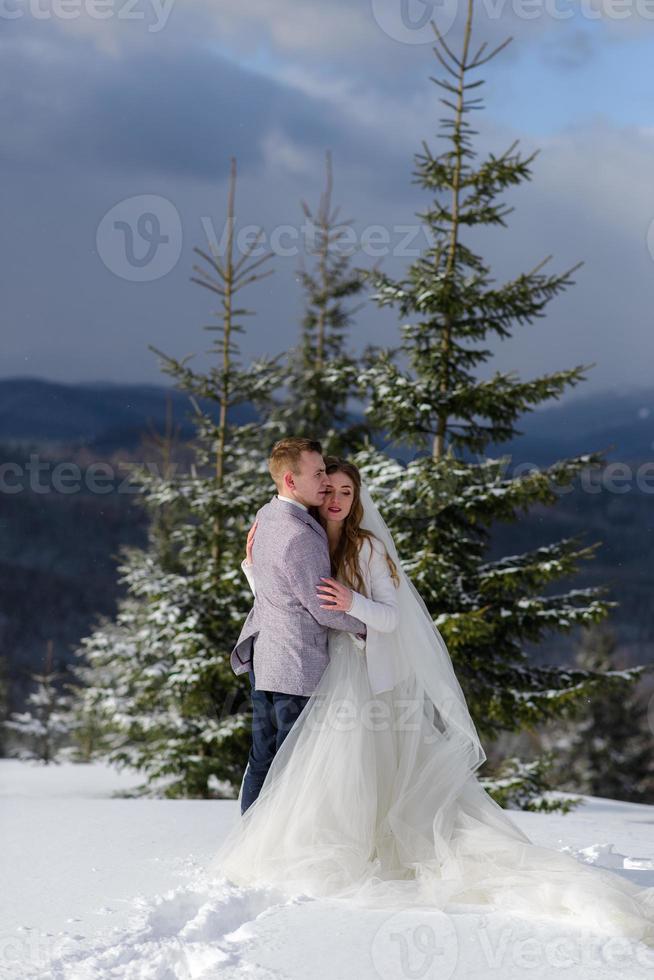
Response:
[1,378,652,711]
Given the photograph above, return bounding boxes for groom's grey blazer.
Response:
[231,496,366,696]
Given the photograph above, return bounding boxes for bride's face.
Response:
[318,472,355,524]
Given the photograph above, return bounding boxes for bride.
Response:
[210,457,654,946]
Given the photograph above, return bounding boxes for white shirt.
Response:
[277,494,308,512]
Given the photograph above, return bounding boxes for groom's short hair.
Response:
[269,437,323,488]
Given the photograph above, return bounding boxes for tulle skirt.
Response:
[209,632,654,946]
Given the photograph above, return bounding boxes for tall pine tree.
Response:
[0,655,8,757]
[272,150,368,453]
[4,641,72,764]
[354,1,645,810]
[71,159,282,797]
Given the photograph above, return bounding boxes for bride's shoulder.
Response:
[357,533,384,563]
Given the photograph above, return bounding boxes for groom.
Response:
[231,437,366,814]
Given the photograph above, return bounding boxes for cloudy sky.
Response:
[2,0,654,400]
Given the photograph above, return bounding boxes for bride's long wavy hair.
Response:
[311,457,400,596]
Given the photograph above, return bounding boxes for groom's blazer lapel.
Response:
[270,495,327,542]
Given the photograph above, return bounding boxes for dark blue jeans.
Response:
[240,666,310,815]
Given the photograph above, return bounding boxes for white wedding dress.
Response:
[209,487,654,947]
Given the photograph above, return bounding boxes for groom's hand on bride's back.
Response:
[244,520,258,566]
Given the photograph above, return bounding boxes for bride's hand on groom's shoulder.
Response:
[316,577,353,613]
[245,520,258,566]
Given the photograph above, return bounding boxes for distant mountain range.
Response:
[0,377,652,713]
[0,377,255,453]
[0,376,652,464]
[488,386,654,467]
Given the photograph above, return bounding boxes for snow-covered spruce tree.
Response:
[354,2,645,811]
[4,641,72,763]
[271,150,368,454]
[64,607,140,764]
[138,389,194,571]
[539,624,654,804]
[0,655,8,757]
[72,159,282,797]
[64,397,196,767]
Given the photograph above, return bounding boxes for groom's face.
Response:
[284,450,329,508]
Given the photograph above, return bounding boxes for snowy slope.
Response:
[2,760,654,979]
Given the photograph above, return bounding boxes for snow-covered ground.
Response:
[2,759,654,979]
